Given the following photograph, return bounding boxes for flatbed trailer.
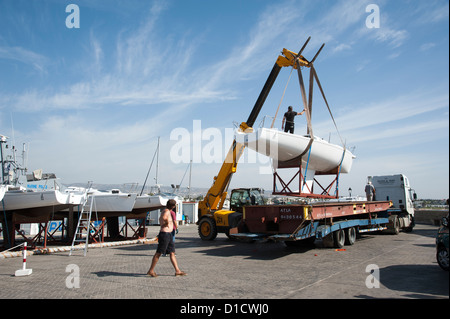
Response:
[231,200,393,248]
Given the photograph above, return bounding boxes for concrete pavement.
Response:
[0,223,447,300]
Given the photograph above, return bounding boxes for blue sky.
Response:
[0,0,448,199]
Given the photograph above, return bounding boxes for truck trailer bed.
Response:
[232,201,392,244]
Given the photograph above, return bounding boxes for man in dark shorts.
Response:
[282,106,305,133]
[147,199,186,277]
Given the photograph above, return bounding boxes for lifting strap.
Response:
[270,68,294,128]
[301,145,313,193]
[334,148,347,197]
[311,65,345,147]
[296,60,314,138]
[296,59,314,160]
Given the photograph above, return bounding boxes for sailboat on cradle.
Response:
[235,37,356,197]
[236,128,355,174]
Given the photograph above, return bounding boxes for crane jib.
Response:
[245,63,282,128]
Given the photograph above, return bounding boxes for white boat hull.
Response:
[87,192,137,212]
[124,194,168,219]
[133,195,167,210]
[64,188,137,213]
[0,185,5,202]
[2,188,73,211]
[236,128,355,174]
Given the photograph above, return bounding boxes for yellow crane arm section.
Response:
[197,123,250,216]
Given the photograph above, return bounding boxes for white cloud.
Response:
[3,0,410,113]
[0,45,48,72]
[319,0,369,33]
[420,42,436,51]
[201,2,304,91]
[89,33,103,73]
[2,2,228,113]
[314,90,449,135]
[372,28,408,48]
[22,114,166,184]
[332,43,352,53]
[349,118,448,144]
[413,1,449,25]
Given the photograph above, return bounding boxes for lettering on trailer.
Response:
[315,212,334,219]
[280,214,302,220]
[280,207,302,220]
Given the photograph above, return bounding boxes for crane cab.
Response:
[198,188,264,241]
[230,188,264,212]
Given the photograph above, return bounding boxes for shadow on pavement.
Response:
[379,264,449,297]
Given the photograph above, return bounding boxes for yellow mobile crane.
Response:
[197,37,324,240]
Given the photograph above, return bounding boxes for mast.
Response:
[140,136,161,195]
[0,135,6,184]
[188,159,192,200]
[155,136,160,185]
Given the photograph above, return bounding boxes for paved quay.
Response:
[0,223,448,300]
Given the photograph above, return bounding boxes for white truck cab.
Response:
[370,174,417,233]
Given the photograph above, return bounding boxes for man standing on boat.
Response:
[282,106,305,134]
[147,199,186,277]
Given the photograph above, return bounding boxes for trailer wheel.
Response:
[404,216,415,233]
[387,215,400,235]
[345,227,356,245]
[322,233,334,248]
[333,229,345,248]
[198,217,218,241]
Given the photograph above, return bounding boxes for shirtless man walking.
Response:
[147,199,187,277]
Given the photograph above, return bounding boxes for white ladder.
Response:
[69,186,96,256]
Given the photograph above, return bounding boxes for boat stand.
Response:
[88,218,106,244]
[120,218,147,239]
[13,219,70,249]
[272,163,341,199]
[16,223,49,249]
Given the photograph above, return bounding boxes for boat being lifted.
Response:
[236,128,355,174]
[235,37,354,199]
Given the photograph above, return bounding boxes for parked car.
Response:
[436,213,449,271]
